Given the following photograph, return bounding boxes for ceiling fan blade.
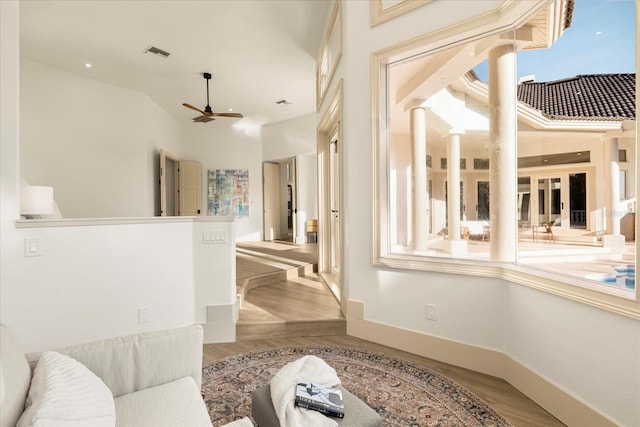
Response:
[209,112,244,118]
[193,115,215,123]
[183,103,206,115]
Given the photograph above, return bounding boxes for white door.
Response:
[159,150,179,216]
[289,158,298,244]
[178,160,202,216]
[329,135,341,276]
[263,162,280,241]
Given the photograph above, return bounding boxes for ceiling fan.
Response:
[183,72,243,123]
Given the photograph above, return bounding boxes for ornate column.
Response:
[410,107,428,251]
[488,44,517,262]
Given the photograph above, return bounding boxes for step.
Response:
[236,318,346,341]
[237,264,316,304]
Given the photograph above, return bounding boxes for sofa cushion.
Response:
[17,351,115,427]
[0,324,32,427]
[113,376,211,427]
[29,325,204,398]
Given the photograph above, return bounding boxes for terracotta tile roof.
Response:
[517,74,636,121]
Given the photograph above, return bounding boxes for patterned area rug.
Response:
[202,346,511,426]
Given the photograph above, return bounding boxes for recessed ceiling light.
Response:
[229,108,233,112]
[85,63,92,68]
[595,31,602,36]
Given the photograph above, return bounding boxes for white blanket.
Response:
[270,355,341,427]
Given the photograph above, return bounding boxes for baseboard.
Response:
[346,300,617,427]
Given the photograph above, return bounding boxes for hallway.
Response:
[235,241,345,340]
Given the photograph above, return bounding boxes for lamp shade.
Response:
[20,185,54,216]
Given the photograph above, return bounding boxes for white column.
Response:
[410,107,428,251]
[602,136,625,254]
[488,44,517,262]
[604,137,621,235]
[447,132,462,241]
[444,131,468,257]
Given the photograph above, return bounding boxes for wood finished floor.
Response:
[206,241,565,427]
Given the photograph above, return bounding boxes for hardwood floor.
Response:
[210,241,565,427]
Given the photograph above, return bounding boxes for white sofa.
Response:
[0,324,214,427]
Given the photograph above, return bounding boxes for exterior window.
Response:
[374,1,636,297]
[440,158,466,170]
[474,158,489,170]
[620,149,628,162]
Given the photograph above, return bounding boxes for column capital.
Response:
[404,98,429,113]
[448,128,466,136]
[601,129,623,142]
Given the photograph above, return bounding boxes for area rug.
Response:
[202,346,511,426]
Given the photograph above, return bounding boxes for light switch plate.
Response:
[203,230,226,244]
[24,238,42,257]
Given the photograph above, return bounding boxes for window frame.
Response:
[371,5,639,319]
[316,1,342,111]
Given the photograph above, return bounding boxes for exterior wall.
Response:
[390,125,632,245]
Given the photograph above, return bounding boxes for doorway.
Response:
[538,177,562,226]
[262,158,298,242]
[317,82,344,309]
[159,150,202,216]
[477,181,490,221]
[569,173,587,229]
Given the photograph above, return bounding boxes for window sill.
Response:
[373,252,639,319]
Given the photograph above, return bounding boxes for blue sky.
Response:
[474,0,636,82]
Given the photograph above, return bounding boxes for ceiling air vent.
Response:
[144,46,170,59]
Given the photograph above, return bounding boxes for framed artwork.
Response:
[207,169,249,218]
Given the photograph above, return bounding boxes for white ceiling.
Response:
[19,0,332,126]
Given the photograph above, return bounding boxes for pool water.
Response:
[601,265,636,289]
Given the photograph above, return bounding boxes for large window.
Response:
[374,1,637,305]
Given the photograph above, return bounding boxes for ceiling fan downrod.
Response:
[203,72,213,114]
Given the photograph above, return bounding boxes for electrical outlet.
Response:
[138,306,150,324]
[426,304,438,321]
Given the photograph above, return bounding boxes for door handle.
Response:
[331,210,339,213]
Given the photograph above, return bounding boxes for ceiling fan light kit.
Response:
[183,72,243,123]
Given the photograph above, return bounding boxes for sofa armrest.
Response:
[26,325,203,398]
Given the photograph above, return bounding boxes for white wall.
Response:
[263,113,319,242]
[181,122,264,241]
[20,59,182,218]
[505,285,640,426]
[2,6,235,352]
[3,221,196,352]
[262,113,317,160]
[334,1,640,425]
